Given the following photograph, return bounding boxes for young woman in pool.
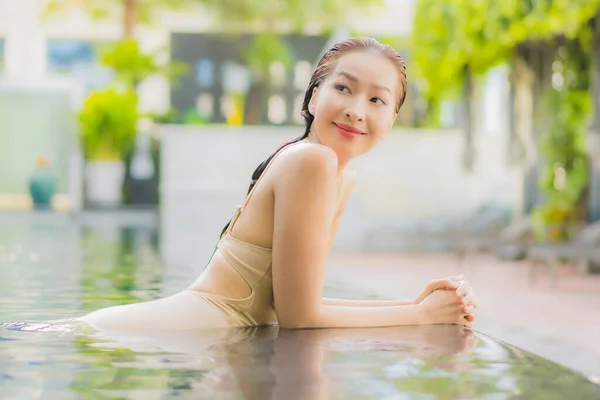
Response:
[82,37,477,331]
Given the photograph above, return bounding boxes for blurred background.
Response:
[2,0,600,259]
[1,0,600,387]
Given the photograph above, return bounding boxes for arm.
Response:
[271,144,423,329]
[321,298,414,307]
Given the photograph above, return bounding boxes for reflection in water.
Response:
[0,223,599,399]
[78,226,163,313]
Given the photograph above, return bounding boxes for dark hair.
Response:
[219,37,408,238]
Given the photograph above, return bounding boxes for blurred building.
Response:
[0,0,415,116]
[0,0,419,211]
[0,0,519,253]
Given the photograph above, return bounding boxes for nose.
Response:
[345,98,365,123]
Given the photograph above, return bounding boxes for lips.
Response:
[334,123,365,136]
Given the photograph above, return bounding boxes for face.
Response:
[308,50,401,159]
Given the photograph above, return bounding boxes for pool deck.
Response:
[326,251,600,381]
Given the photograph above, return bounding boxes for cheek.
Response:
[314,93,340,123]
[318,88,347,109]
[371,110,395,135]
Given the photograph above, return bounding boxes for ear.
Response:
[308,86,319,115]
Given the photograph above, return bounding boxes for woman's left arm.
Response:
[322,298,414,307]
[322,276,472,307]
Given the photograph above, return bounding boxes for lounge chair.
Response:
[526,221,600,288]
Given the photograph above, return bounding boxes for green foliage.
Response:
[412,0,600,98]
[100,39,189,89]
[203,0,384,76]
[100,40,156,88]
[40,0,199,27]
[413,0,599,239]
[182,108,210,125]
[204,0,384,32]
[532,40,591,239]
[146,108,180,124]
[244,33,294,81]
[79,88,139,161]
[40,0,117,22]
[79,39,188,157]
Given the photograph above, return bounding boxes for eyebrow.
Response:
[337,71,392,95]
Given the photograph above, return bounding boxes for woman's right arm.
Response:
[270,144,468,329]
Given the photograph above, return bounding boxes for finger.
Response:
[457,285,476,303]
[462,314,474,323]
[463,305,474,314]
[429,278,460,291]
[459,316,472,328]
[459,288,475,304]
[456,281,472,294]
[448,275,466,282]
[462,296,477,308]
[461,289,478,308]
[468,293,478,308]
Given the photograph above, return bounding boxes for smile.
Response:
[333,123,365,139]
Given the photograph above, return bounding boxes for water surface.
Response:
[0,219,598,399]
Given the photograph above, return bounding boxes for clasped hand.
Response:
[414,275,477,327]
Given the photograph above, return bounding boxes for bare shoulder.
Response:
[274,143,338,183]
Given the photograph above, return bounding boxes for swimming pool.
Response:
[1,218,598,399]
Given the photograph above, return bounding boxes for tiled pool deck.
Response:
[326,251,600,380]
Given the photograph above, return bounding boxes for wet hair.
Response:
[219,37,408,238]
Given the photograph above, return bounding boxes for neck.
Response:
[304,130,349,174]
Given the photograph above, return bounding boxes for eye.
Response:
[370,97,386,105]
[334,84,350,93]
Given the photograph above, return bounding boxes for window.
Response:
[294,61,312,90]
[47,39,113,89]
[195,59,214,88]
[196,93,214,119]
[268,95,287,124]
[269,61,286,86]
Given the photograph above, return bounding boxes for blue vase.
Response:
[29,169,56,209]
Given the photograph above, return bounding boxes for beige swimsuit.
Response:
[81,143,342,331]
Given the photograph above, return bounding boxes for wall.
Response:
[159,125,522,266]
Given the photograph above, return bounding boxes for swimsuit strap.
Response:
[225,141,301,235]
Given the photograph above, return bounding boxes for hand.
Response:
[415,275,477,323]
[414,275,465,304]
[417,288,471,327]
[452,277,478,322]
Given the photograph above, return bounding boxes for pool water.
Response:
[1,221,598,399]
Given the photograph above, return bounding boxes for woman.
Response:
[82,37,477,331]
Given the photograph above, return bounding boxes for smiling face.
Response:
[307,50,402,159]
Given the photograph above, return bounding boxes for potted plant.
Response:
[79,87,139,207]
